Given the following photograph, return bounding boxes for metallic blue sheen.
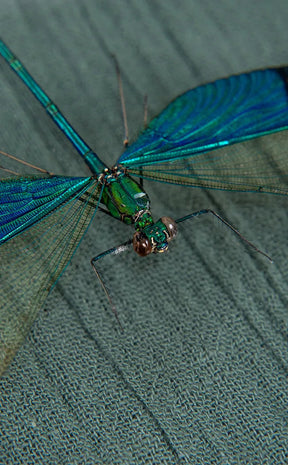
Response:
[1,37,288,375]
[0,39,106,175]
[0,176,95,243]
[118,68,288,168]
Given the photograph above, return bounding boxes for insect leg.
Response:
[91,239,133,329]
[175,209,272,262]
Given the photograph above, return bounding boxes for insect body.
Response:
[99,166,177,255]
[1,38,288,375]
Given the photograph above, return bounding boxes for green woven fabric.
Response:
[0,1,288,463]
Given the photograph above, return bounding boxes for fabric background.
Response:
[0,1,288,463]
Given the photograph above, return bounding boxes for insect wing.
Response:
[0,175,97,243]
[118,68,288,195]
[0,175,102,375]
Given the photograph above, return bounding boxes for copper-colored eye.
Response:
[133,231,152,256]
[160,216,177,241]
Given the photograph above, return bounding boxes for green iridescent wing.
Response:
[0,175,102,375]
[118,68,288,195]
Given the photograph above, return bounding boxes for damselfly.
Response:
[1,39,287,375]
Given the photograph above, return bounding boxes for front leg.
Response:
[176,209,272,262]
[90,239,133,329]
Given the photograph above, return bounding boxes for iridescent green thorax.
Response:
[142,219,173,253]
[133,215,178,256]
[99,166,150,225]
[99,167,177,256]
[135,211,153,230]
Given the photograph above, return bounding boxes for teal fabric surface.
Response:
[0,1,288,463]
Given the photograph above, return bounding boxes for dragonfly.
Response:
[0,39,288,376]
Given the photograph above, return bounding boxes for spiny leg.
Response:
[175,209,273,262]
[113,55,129,149]
[0,149,52,175]
[0,165,19,175]
[113,56,147,191]
[91,239,133,329]
[139,94,148,190]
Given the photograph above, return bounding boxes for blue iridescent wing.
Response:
[118,68,288,195]
[0,175,102,375]
[0,175,97,243]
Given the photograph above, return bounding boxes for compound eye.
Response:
[133,231,152,256]
[160,216,177,241]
